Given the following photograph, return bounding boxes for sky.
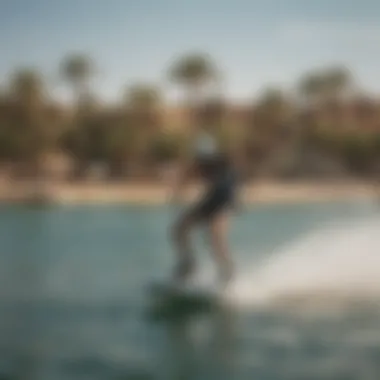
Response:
[1,0,380,103]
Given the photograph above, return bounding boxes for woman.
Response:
[170,100,245,287]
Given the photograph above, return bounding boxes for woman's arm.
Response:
[226,124,248,211]
[170,159,192,203]
[169,130,194,203]
[227,124,248,181]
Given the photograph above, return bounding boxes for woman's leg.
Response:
[208,211,234,285]
[171,208,200,283]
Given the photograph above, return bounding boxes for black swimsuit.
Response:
[192,151,237,219]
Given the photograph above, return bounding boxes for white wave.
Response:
[225,217,380,311]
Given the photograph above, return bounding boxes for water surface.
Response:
[1,200,380,379]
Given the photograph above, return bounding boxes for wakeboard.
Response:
[146,281,221,320]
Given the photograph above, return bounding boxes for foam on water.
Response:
[224,216,380,311]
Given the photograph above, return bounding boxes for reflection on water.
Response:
[1,295,380,379]
[153,306,236,380]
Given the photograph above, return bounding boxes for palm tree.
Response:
[323,66,352,100]
[257,88,288,113]
[9,68,46,155]
[8,68,52,199]
[60,53,94,105]
[255,87,293,132]
[298,72,325,105]
[125,83,161,111]
[10,69,44,107]
[123,83,163,176]
[60,54,95,178]
[168,52,219,110]
[299,66,352,105]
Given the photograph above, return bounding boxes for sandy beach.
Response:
[1,179,378,205]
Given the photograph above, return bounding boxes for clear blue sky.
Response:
[1,0,380,103]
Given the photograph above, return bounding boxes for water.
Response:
[1,200,380,379]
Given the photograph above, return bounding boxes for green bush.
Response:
[149,130,184,163]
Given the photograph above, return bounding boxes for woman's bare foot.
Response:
[218,261,234,288]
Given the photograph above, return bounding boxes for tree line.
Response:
[1,52,380,181]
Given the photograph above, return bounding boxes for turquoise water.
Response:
[1,201,380,379]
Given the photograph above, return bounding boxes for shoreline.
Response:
[0,180,378,206]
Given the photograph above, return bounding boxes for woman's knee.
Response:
[171,215,193,242]
[209,213,229,244]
